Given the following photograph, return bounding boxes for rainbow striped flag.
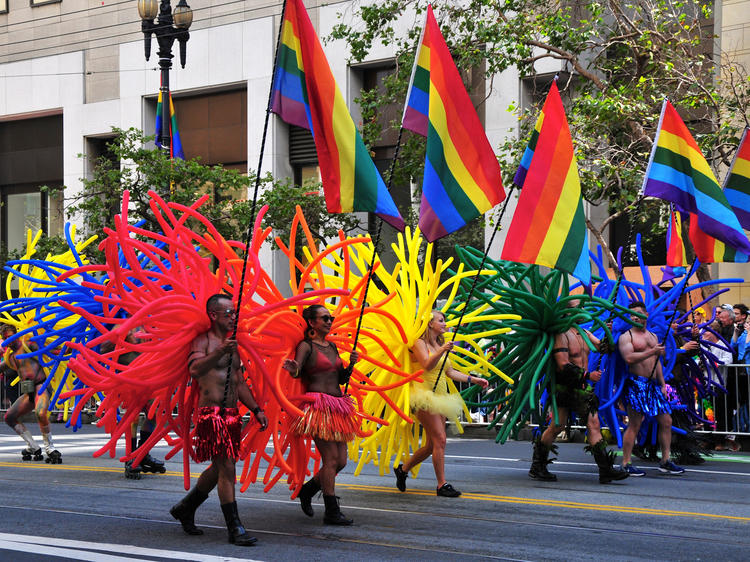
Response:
[402,5,504,242]
[642,99,750,257]
[501,80,590,285]
[688,212,748,263]
[513,111,543,188]
[270,0,404,230]
[723,127,750,230]
[155,89,185,159]
[666,206,687,268]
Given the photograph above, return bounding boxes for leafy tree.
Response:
[330,0,750,282]
[44,127,361,264]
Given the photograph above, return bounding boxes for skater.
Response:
[170,294,268,546]
[101,328,166,479]
[1,325,62,464]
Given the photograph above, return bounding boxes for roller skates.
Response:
[45,450,63,464]
[124,460,142,480]
[42,434,62,464]
[139,453,166,474]
[21,447,43,461]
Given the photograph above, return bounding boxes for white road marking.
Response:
[0,532,259,562]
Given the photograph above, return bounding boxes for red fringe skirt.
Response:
[291,393,361,443]
[192,406,242,463]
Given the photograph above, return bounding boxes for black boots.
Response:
[323,495,353,525]
[220,501,257,546]
[170,488,209,535]
[394,463,408,492]
[528,440,557,481]
[298,478,321,517]
[588,440,629,484]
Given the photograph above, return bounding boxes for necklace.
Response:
[311,339,330,348]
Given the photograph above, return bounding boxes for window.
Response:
[0,113,63,258]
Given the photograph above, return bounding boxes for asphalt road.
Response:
[1,422,749,561]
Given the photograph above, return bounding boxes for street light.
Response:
[138,0,192,155]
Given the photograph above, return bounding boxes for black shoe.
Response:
[221,501,258,546]
[394,464,408,492]
[170,488,208,535]
[436,483,461,497]
[298,478,320,517]
[323,495,353,525]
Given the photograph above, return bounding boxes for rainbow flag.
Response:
[723,127,750,230]
[666,206,687,268]
[270,0,404,230]
[155,89,185,159]
[513,111,543,188]
[688,212,748,263]
[662,205,688,280]
[402,5,504,242]
[501,80,590,285]
[642,99,750,257]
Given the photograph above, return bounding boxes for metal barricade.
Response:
[700,363,750,436]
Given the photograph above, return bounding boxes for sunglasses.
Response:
[214,308,236,317]
[317,315,335,323]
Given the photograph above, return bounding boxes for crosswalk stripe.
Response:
[0,532,259,562]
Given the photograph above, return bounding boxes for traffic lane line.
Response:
[2,461,748,524]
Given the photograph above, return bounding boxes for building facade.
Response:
[0,0,748,297]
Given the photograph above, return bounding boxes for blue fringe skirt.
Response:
[624,376,672,417]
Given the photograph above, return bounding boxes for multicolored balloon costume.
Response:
[445,246,635,444]
[274,219,517,479]
[0,226,98,425]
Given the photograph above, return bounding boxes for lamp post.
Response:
[137,0,192,155]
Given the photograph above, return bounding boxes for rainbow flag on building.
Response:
[642,99,750,258]
[501,80,590,285]
[723,127,750,230]
[270,0,404,230]
[155,89,185,159]
[402,4,504,242]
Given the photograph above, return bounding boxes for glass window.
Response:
[5,191,42,253]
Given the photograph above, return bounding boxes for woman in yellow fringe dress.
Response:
[394,310,488,497]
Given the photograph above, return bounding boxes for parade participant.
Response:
[393,310,489,497]
[528,306,628,484]
[170,294,268,546]
[283,304,360,525]
[101,329,165,479]
[0,324,62,463]
[619,301,684,475]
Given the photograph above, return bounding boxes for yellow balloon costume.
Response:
[277,218,519,479]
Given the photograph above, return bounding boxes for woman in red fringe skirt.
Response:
[283,304,359,525]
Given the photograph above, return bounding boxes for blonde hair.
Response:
[420,310,445,346]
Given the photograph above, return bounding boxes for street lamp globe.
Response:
[173,0,193,30]
[137,0,158,21]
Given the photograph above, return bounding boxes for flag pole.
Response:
[344,126,407,394]
[431,185,516,392]
[221,0,289,411]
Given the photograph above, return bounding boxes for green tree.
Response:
[331,0,750,278]
[48,127,361,263]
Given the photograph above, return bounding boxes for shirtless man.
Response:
[619,300,684,476]
[529,308,628,484]
[0,324,62,463]
[169,294,269,546]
